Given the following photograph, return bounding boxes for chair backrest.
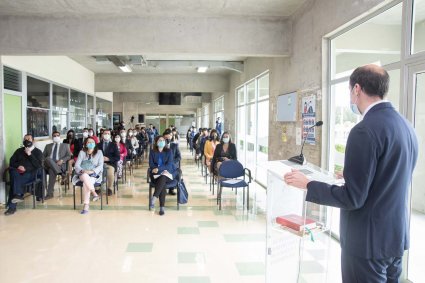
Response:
[218,160,244,179]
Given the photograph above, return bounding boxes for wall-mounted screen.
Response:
[277,92,297,122]
[158,92,181,105]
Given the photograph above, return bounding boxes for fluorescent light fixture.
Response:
[119,65,132,72]
[197,66,208,73]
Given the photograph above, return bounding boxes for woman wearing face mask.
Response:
[114,133,127,179]
[149,135,176,216]
[204,129,220,173]
[72,137,103,214]
[88,128,99,144]
[211,132,237,175]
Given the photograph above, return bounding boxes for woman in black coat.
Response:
[211,131,237,175]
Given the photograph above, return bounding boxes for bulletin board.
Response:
[276,92,297,122]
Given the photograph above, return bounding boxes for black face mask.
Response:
[23,140,33,148]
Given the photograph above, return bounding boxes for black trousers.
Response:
[152,175,168,207]
[341,250,402,283]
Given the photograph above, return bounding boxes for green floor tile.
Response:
[178,227,200,234]
[197,221,219,228]
[191,195,207,199]
[213,209,233,215]
[178,276,210,283]
[178,252,206,264]
[126,242,153,252]
[235,262,265,276]
[119,194,134,198]
[223,234,265,242]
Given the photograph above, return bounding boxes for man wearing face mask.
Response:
[284,65,418,282]
[43,131,72,200]
[5,134,43,215]
[98,129,120,195]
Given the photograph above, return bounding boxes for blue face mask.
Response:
[157,141,166,148]
[350,96,361,115]
[87,143,95,149]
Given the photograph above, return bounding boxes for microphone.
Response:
[288,121,323,165]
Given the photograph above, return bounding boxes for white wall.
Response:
[1,56,94,94]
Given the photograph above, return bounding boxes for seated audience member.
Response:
[211,132,237,175]
[114,133,127,179]
[43,131,72,199]
[63,129,79,181]
[163,129,181,195]
[98,130,120,195]
[72,137,103,214]
[149,136,176,216]
[199,128,209,158]
[88,128,99,144]
[204,129,220,173]
[4,134,43,216]
[129,129,139,156]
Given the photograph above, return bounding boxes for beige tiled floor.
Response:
[0,146,345,283]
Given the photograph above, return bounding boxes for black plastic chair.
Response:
[3,167,45,209]
[72,165,107,210]
[147,168,182,211]
[217,160,252,210]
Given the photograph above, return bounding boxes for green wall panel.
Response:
[4,94,22,166]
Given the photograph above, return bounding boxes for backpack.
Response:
[178,179,189,204]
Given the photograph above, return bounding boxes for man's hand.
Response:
[104,157,110,162]
[152,168,159,174]
[57,160,64,166]
[284,169,310,189]
[223,157,229,161]
[17,166,26,172]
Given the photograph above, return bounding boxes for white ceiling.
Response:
[0,0,307,18]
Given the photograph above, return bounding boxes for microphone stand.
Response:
[288,121,323,165]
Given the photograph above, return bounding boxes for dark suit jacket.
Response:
[43,143,72,171]
[98,141,120,170]
[306,102,418,259]
[149,149,175,175]
[211,143,237,173]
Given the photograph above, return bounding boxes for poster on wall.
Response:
[301,95,317,145]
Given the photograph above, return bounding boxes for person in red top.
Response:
[113,133,127,178]
[88,128,99,144]
[63,129,79,182]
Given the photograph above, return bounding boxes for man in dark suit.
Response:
[43,131,71,199]
[4,134,44,215]
[97,129,120,196]
[284,65,418,282]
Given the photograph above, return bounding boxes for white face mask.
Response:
[103,134,111,141]
[121,133,126,138]
[129,132,133,137]
[83,132,89,138]
[88,131,93,137]
[53,136,61,143]
[222,137,230,144]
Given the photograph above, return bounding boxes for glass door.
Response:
[406,63,425,282]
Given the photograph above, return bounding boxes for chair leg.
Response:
[80,186,83,204]
[106,179,109,205]
[242,187,245,208]
[148,185,152,211]
[100,186,103,210]
[247,185,249,211]
[73,185,76,210]
[219,184,222,210]
[32,184,36,209]
[177,185,180,211]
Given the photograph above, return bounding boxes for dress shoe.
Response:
[44,195,53,200]
[4,208,16,215]
[107,189,113,196]
[168,190,176,196]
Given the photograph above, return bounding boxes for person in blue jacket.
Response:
[163,129,181,196]
[149,135,176,216]
[284,65,418,283]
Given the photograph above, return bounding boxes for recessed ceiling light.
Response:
[197,66,208,73]
[119,65,132,72]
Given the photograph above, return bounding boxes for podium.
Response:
[265,160,339,283]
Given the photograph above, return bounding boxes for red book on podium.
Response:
[276,214,316,232]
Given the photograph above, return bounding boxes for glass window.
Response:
[27,108,49,137]
[52,84,69,135]
[412,0,425,54]
[27,76,49,108]
[87,95,94,129]
[256,100,269,185]
[70,90,86,133]
[236,106,246,166]
[247,81,256,102]
[96,98,112,130]
[258,73,269,99]
[331,3,402,79]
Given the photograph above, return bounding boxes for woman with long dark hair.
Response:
[204,129,220,173]
[211,132,237,174]
[72,137,104,214]
[149,135,176,216]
